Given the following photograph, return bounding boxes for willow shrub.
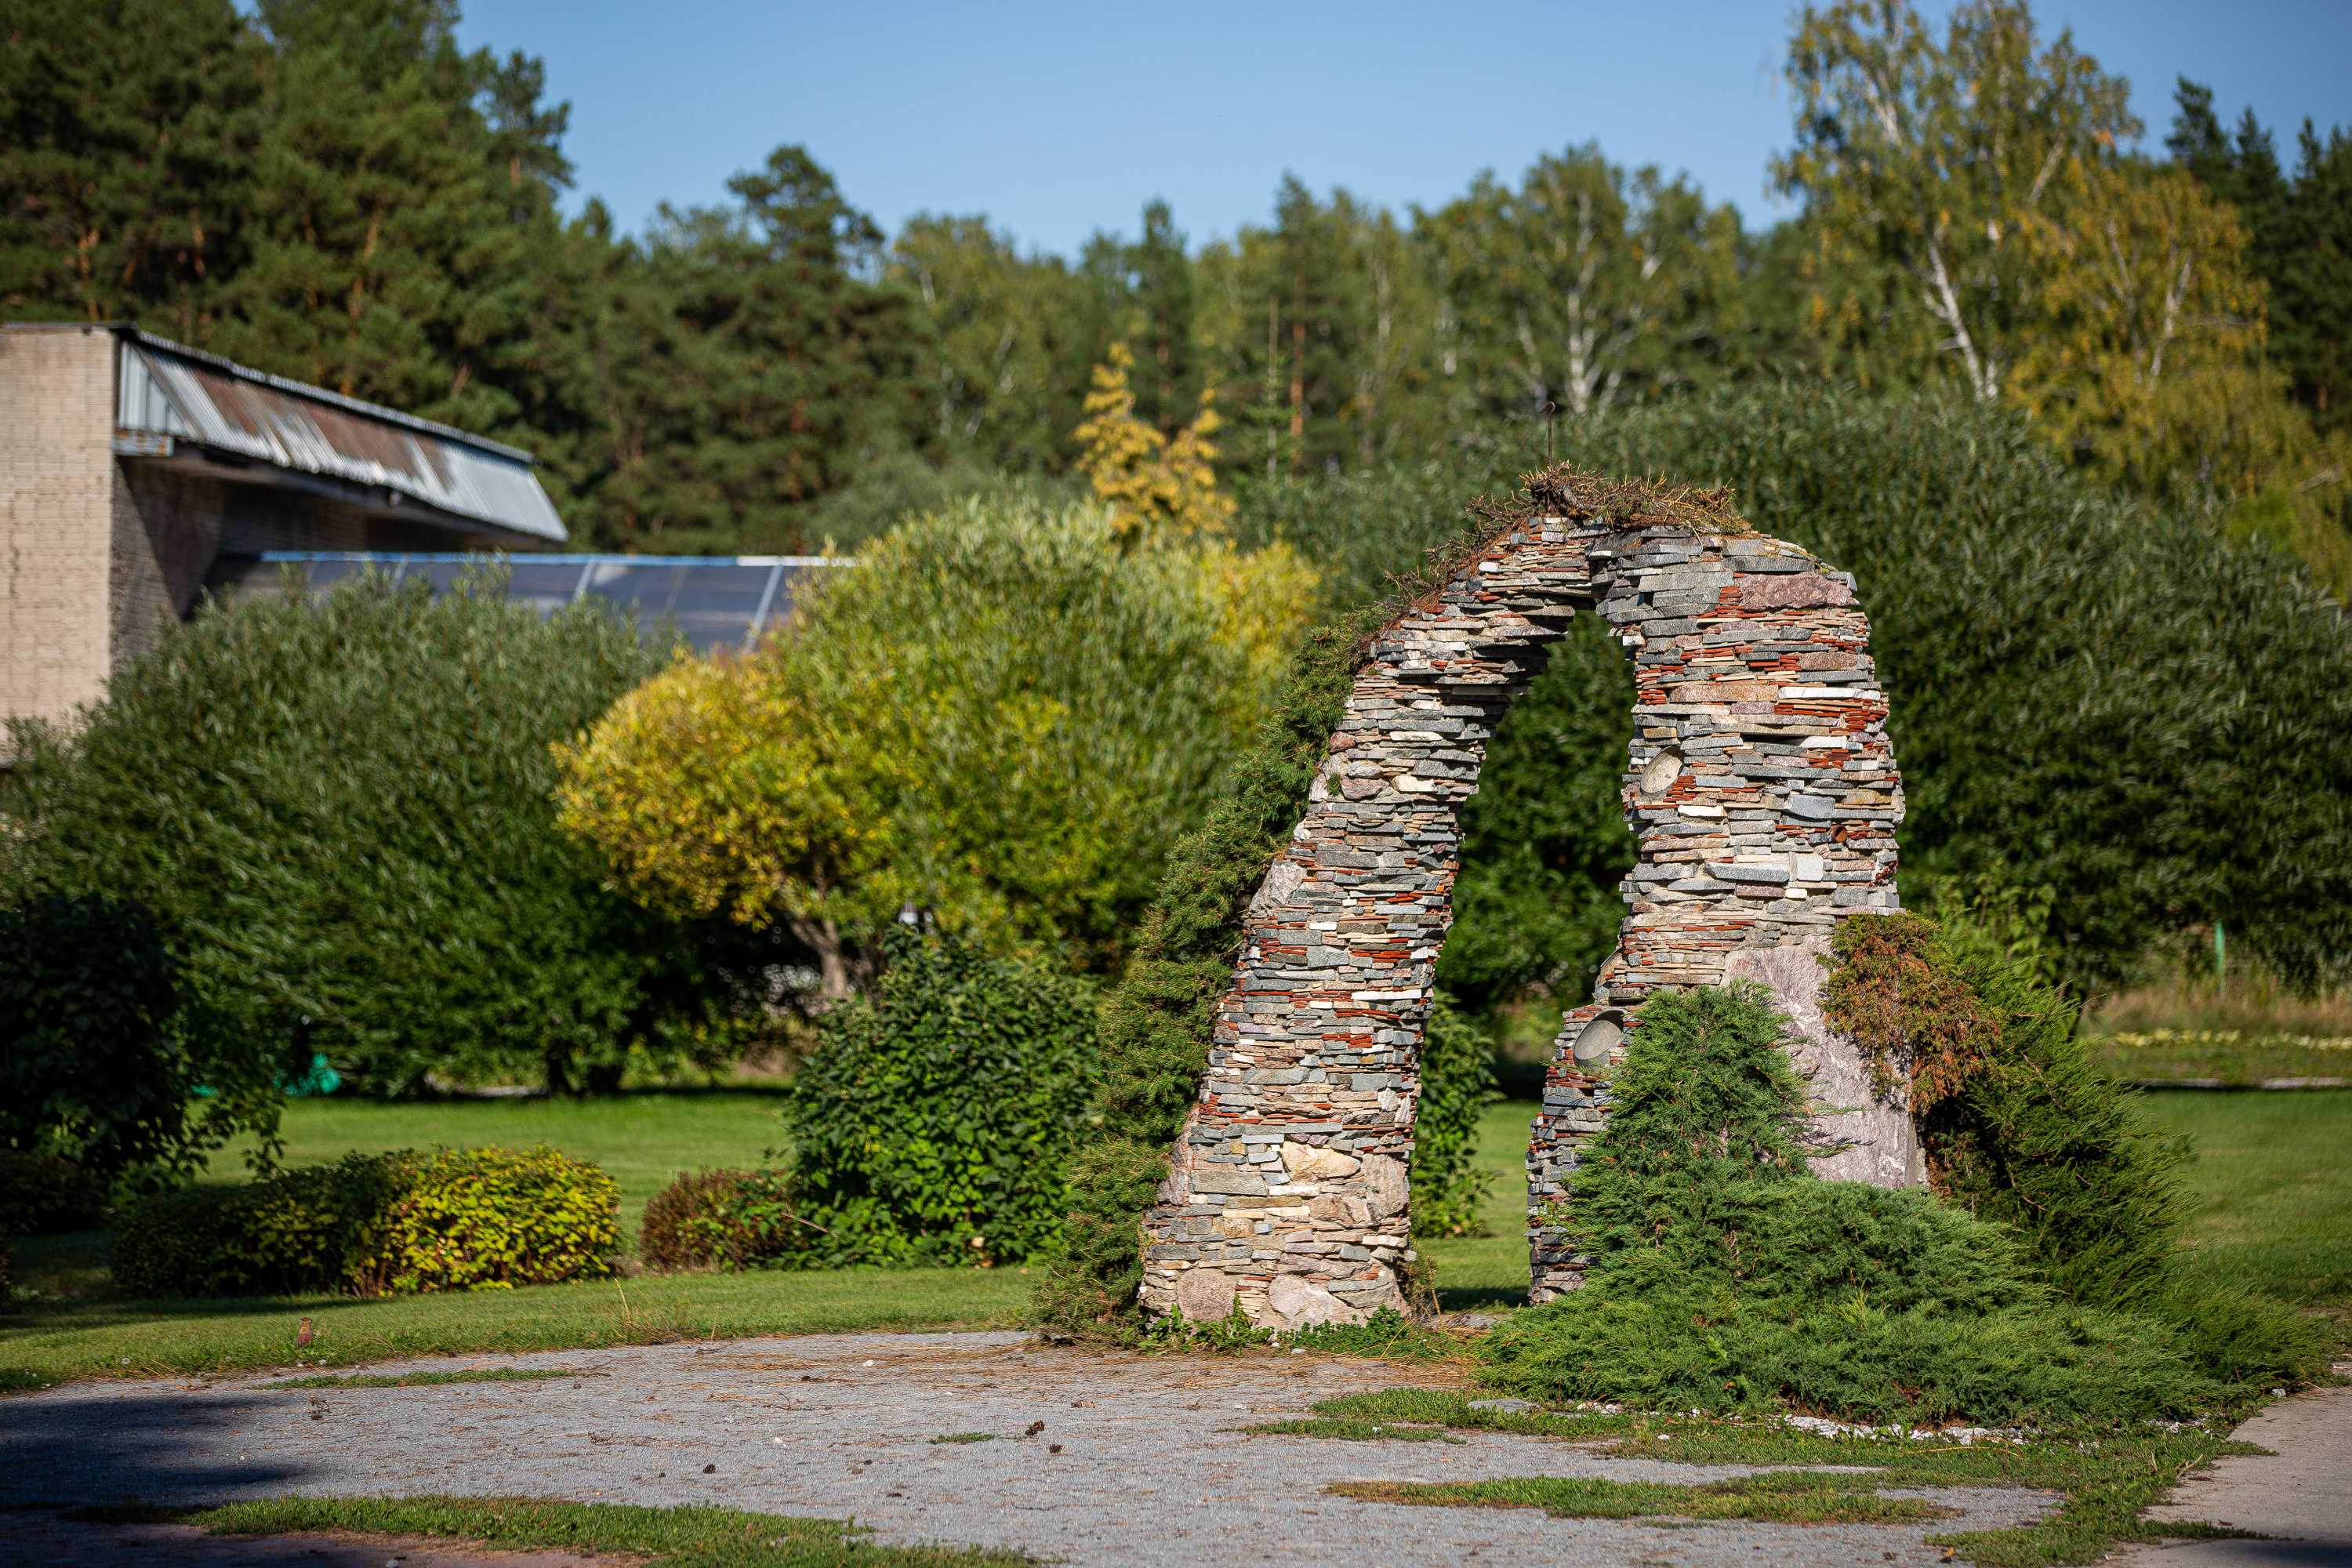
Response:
[1,568,760,1097]
[557,497,1315,987]
[1566,387,2352,990]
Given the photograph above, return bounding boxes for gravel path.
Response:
[3,1329,2053,1566]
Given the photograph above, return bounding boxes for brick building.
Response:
[0,322,567,752]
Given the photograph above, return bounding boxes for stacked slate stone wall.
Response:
[1138,511,1905,1328]
[1526,523,1907,1301]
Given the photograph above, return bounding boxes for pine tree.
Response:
[574,146,923,551]
[2169,78,2352,434]
[2275,122,2352,431]
[0,0,264,336]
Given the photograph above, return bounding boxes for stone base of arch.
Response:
[1140,500,1913,1327]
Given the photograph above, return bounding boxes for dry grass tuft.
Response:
[1379,463,1748,621]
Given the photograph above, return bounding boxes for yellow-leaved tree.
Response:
[554,495,1312,988]
[551,648,906,999]
[2008,154,2352,594]
[2010,158,2265,489]
[1073,343,1236,542]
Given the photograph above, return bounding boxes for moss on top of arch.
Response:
[1383,465,1748,619]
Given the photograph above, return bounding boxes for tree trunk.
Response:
[786,913,855,1000]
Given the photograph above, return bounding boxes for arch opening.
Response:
[1142,505,1909,1329]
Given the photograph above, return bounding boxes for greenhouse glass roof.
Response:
[207,553,848,653]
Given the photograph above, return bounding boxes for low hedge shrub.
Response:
[111,1152,411,1298]
[110,1145,619,1299]
[779,927,1101,1269]
[640,1168,808,1272]
[0,1150,110,1236]
[385,1145,620,1292]
[1480,982,2324,1425]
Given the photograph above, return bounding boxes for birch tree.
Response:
[1422,143,1743,420]
[1773,0,2136,400]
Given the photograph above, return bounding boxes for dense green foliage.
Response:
[1655,386,2352,993]
[0,1152,109,1237]
[1406,996,1501,1239]
[557,499,1307,992]
[2,572,764,1097]
[776,930,1102,1268]
[0,893,277,1182]
[1033,615,1374,1330]
[109,1144,619,1298]
[1481,982,2321,1424]
[1253,387,2352,993]
[637,1169,804,1273]
[778,500,1307,973]
[1437,619,1639,1016]
[110,1152,412,1298]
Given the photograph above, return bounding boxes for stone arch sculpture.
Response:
[1140,486,1911,1329]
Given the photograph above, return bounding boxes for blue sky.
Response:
[454,2,2352,257]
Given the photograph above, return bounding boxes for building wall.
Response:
[5,322,554,754]
[1,325,117,745]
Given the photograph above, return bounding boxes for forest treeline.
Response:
[5,0,2349,583]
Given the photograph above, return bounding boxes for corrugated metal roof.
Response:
[113,329,568,543]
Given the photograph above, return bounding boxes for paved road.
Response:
[2,1329,2055,1568]
[2132,1363,2352,1568]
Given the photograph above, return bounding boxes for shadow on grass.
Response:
[1435,1285,1526,1313]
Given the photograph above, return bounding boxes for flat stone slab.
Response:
[2,1329,2053,1568]
[2132,1363,2352,1568]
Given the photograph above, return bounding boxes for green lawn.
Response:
[6,1088,2343,1391]
[0,1263,1030,1391]
[205,1087,796,1236]
[2137,1086,2352,1303]
[1417,1098,1542,1312]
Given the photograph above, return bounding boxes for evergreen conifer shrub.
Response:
[1480,982,2308,1425]
[1824,911,2326,1387]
